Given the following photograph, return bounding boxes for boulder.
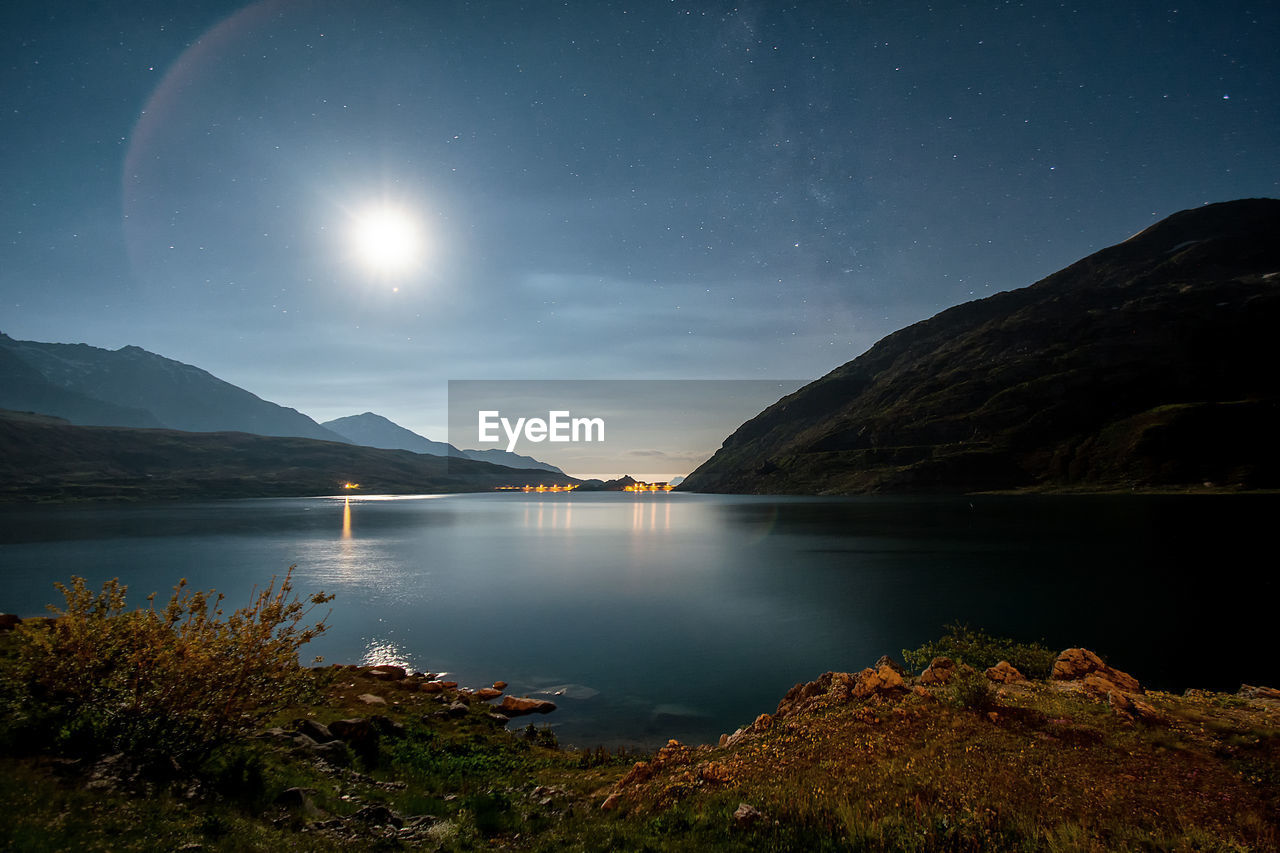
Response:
[492,680,508,690]
[365,665,407,681]
[733,802,766,827]
[1053,648,1141,694]
[274,786,320,814]
[919,657,957,685]
[474,687,503,701]
[353,804,403,828]
[294,719,337,743]
[1109,690,1161,723]
[497,696,557,717]
[775,672,838,716]
[875,655,906,675]
[445,702,469,717]
[852,664,905,698]
[328,717,374,744]
[420,681,445,694]
[1239,684,1280,700]
[0,614,21,631]
[370,715,406,738]
[357,693,387,706]
[985,661,1026,683]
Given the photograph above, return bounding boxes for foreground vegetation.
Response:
[1,576,1277,851]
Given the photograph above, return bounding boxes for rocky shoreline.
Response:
[4,607,1279,849]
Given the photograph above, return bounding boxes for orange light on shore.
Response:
[343,482,360,490]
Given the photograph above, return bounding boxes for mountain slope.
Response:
[0,334,348,442]
[323,412,462,456]
[0,345,163,428]
[323,412,566,473]
[681,198,1280,494]
[0,409,575,502]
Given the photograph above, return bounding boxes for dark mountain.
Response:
[323,412,462,456]
[681,198,1280,494]
[0,333,349,442]
[0,344,163,428]
[323,411,566,474]
[0,409,577,502]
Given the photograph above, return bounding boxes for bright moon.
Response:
[350,206,423,274]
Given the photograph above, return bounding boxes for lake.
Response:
[2,492,1275,748]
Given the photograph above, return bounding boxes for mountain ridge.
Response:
[680,198,1280,494]
[321,411,566,474]
[0,409,577,502]
[0,333,349,443]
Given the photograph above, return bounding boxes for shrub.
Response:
[7,566,332,767]
[902,622,1057,679]
[949,669,995,712]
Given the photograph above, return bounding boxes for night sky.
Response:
[3,1,1277,441]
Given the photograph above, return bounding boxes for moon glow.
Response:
[350,206,423,275]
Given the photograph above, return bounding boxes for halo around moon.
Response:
[350,205,425,276]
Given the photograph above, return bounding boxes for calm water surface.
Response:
[1,492,1275,748]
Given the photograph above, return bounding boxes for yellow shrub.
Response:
[10,566,332,764]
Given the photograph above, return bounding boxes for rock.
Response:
[775,672,838,716]
[919,657,957,685]
[474,687,503,701]
[1239,684,1280,700]
[985,660,1026,683]
[852,664,905,698]
[733,802,766,827]
[445,702,469,717]
[328,717,371,741]
[420,681,445,694]
[328,717,378,762]
[1080,672,1136,699]
[1052,648,1141,695]
[353,804,403,828]
[357,693,387,706]
[655,739,691,766]
[1109,690,1161,723]
[365,665,407,681]
[370,715,406,738]
[600,793,623,811]
[0,614,21,631]
[497,696,557,717]
[875,654,906,675]
[275,787,322,816]
[290,733,320,750]
[492,680,508,690]
[308,741,350,765]
[84,753,141,793]
[487,713,510,725]
[294,719,337,743]
[698,761,732,784]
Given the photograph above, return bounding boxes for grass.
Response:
[1,599,1277,851]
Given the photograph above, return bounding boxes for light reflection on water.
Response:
[360,639,416,671]
[1,491,1277,748]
